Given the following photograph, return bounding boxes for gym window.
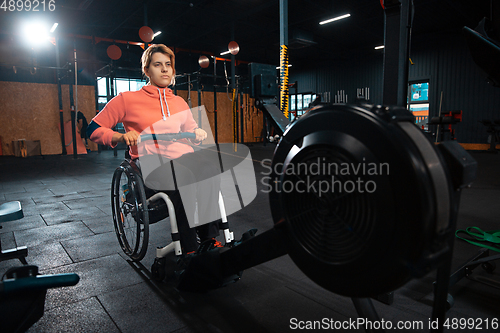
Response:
[408,81,429,127]
[289,93,318,121]
[96,77,147,134]
[96,77,147,110]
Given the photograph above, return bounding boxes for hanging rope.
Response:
[279,44,289,118]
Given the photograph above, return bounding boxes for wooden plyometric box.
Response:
[12,140,42,157]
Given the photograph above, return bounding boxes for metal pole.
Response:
[187,74,192,108]
[69,74,76,159]
[55,37,66,155]
[93,36,101,153]
[240,90,244,144]
[399,0,412,107]
[213,57,218,144]
[382,0,412,107]
[235,80,239,143]
[382,0,401,106]
[231,24,236,144]
[72,40,78,158]
[109,65,118,157]
[197,72,202,129]
[295,81,299,115]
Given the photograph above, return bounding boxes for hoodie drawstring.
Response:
[157,88,170,120]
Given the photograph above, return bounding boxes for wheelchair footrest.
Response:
[175,229,258,292]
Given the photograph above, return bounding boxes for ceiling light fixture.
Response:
[50,23,58,33]
[319,13,351,25]
[23,22,50,46]
[153,31,162,38]
[220,50,231,56]
[375,45,385,49]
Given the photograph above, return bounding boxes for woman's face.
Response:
[144,52,173,88]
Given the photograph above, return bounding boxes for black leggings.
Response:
[142,149,222,252]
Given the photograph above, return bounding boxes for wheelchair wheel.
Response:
[111,164,149,261]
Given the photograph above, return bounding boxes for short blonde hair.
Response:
[141,44,176,86]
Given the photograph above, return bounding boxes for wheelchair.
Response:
[110,133,235,281]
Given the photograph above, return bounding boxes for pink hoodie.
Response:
[90,85,198,159]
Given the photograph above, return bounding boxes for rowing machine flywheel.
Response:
[269,104,470,297]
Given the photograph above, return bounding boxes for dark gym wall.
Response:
[290,53,384,105]
[290,32,500,144]
[0,81,97,156]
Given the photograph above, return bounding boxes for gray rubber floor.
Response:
[1,145,499,332]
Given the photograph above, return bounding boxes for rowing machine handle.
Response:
[140,132,197,142]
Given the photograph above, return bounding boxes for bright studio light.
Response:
[319,13,351,25]
[50,23,58,33]
[375,45,385,50]
[23,22,50,46]
[220,50,231,56]
[153,31,162,38]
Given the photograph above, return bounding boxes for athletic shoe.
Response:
[212,239,224,248]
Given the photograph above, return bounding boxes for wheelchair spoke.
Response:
[111,164,149,261]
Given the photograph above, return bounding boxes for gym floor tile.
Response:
[0,230,16,249]
[40,206,107,225]
[24,241,73,269]
[76,189,111,198]
[157,282,273,333]
[457,189,500,223]
[62,196,109,210]
[0,186,28,196]
[286,281,361,319]
[0,213,46,234]
[31,192,85,205]
[20,201,70,217]
[242,286,356,332]
[258,254,309,282]
[41,254,144,310]
[62,180,103,191]
[81,216,115,234]
[46,185,79,196]
[0,242,72,275]
[27,297,120,333]
[4,191,39,202]
[97,282,188,333]
[14,221,94,247]
[61,232,122,262]
[213,265,290,305]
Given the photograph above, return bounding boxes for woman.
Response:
[87,44,222,254]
